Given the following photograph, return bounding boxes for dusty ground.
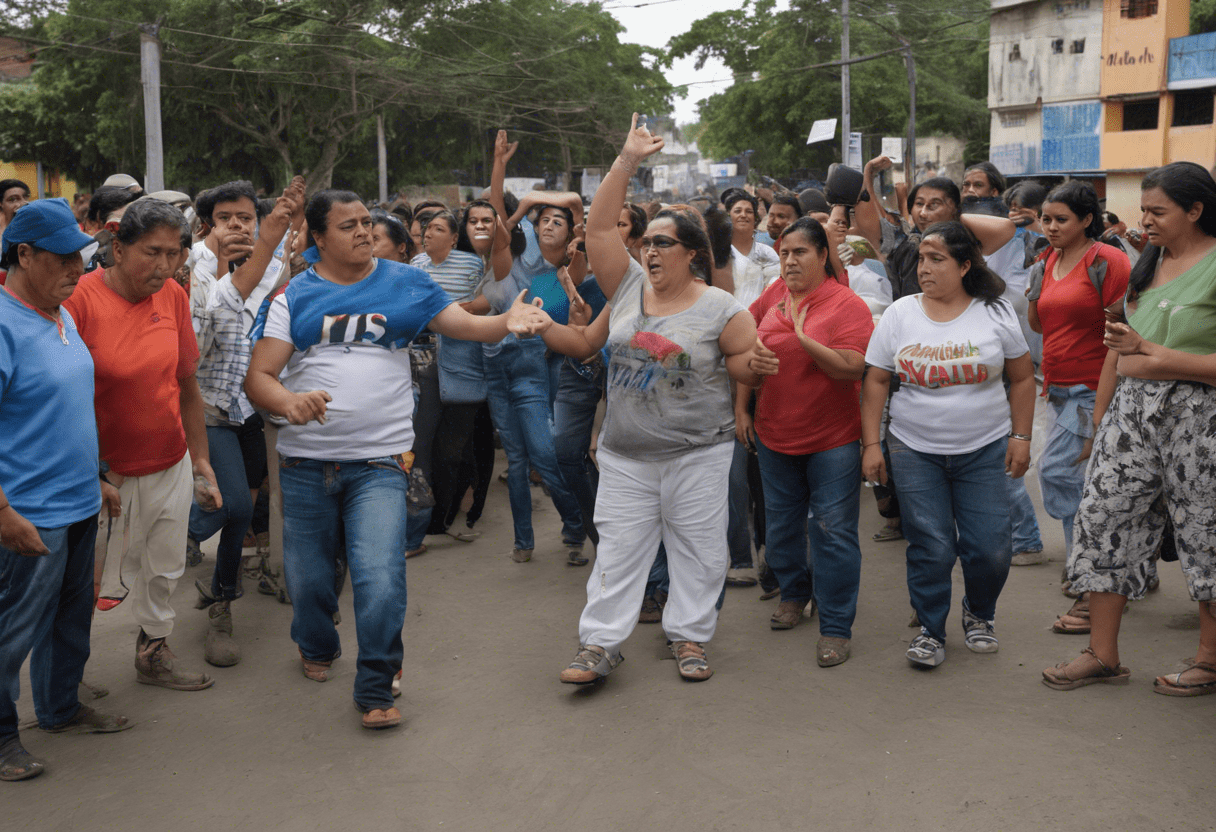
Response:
[8,443,1215,831]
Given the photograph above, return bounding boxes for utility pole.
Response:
[904,44,917,182]
[841,0,850,164]
[139,22,164,192]
[377,113,388,205]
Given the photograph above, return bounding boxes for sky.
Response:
[604,0,790,126]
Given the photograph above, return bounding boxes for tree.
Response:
[667,0,990,176]
[0,0,672,194]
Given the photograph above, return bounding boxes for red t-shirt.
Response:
[64,269,200,476]
[1037,242,1130,391]
[749,277,874,455]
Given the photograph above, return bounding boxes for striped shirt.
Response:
[409,250,484,303]
[195,275,255,425]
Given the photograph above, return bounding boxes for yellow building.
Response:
[1,38,78,203]
[1100,0,1215,219]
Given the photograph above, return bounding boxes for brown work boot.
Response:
[770,599,809,630]
[135,630,214,691]
[203,601,241,667]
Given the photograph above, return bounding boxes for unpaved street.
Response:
[8,452,1214,832]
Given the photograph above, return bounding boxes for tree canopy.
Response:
[0,0,672,194]
[667,0,990,176]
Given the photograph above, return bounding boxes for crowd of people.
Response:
[2,114,1214,782]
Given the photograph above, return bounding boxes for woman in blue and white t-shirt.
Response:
[245,189,547,731]
[860,221,1036,670]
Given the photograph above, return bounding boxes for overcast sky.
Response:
[605,0,790,126]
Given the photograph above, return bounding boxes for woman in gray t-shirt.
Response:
[537,115,760,684]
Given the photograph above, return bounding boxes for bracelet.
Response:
[1008,433,1032,441]
[863,442,881,448]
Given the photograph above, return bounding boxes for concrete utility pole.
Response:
[139,23,164,192]
[904,44,917,181]
[841,0,850,164]
[377,113,388,205]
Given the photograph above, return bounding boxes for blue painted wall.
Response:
[1042,101,1101,171]
[1169,33,1216,87]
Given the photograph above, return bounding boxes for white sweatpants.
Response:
[578,442,733,653]
[98,454,193,639]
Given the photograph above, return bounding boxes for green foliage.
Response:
[667,0,990,176]
[1193,0,1216,33]
[0,0,671,194]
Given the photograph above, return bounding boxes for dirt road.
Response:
[8,456,1213,831]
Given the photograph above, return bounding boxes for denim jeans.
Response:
[1,516,97,741]
[1040,385,1095,555]
[189,424,254,600]
[1006,474,1043,553]
[756,437,863,639]
[278,457,409,712]
[553,358,604,547]
[484,337,583,550]
[887,434,1013,643]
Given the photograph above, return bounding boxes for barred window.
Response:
[1120,0,1157,18]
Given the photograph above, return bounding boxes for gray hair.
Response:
[114,198,190,246]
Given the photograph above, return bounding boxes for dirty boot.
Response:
[135,630,214,691]
[203,601,241,667]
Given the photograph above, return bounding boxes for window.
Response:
[1009,44,1021,61]
[1173,88,1215,127]
[1070,39,1085,54]
[1120,0,1157,18]
[1123,98,1160,130]
[1052,38,1064,54]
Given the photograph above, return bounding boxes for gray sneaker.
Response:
[559,645,622,685]
[906,630,945,667]
[962,607,999,653]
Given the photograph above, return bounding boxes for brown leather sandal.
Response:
[1042,647,1130,690]
[1052,595,1091,634]
[300,648,336,683]
[1153,661,1216,697]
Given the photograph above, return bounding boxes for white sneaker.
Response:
[391,669,402,698]
[906,630,945,667]
[962,607,999,653]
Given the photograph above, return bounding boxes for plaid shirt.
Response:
[194,275,255,425]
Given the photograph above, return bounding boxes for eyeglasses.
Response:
[639,235,684,251]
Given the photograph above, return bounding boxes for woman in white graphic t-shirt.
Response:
[860,220,1035,670]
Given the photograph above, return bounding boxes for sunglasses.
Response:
[639,235,684,251]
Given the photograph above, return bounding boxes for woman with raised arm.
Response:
[479,131,586,565]
[1043,162,1216,696]
[539,115,760,684]
[245,190,547,730]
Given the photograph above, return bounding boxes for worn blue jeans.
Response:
[756,437,863,639]
[278,457,409,712]
[726,441,757,569]
[0,516,97,741]
[189,424,255,600]
[484,337,584,550]
[888,434,1013,643]
[1006,473,1043,554]
[553,358,604,547]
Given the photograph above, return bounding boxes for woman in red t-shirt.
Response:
[742,217,875,666]
[1026,181,1130,634]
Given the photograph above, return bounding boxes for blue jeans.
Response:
[278,457,409,712]
[0,516,97,741]
[189,424,254,600]
[1006,474,1043,553]
[484,338,583,550]
[888,434,1013,643]
[553,358,604,547]
[756,437,863,638]
[1040,385,1095,555]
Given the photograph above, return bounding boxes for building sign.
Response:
[1106,47,1154,66]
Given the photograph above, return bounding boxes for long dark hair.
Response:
[653,207,713,278]
[370,208,413,260]
[1043,180,1103,240]
[920,221,1006,306]
[778,216,838,279]
[455,199,526,259]
[1128,162,1216,299]
[964,161,1006,196]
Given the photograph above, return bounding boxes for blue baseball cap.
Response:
[1,198,96,268]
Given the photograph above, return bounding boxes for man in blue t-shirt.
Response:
[0,199,133,783]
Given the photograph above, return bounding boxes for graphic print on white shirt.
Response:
[894,339,988,389]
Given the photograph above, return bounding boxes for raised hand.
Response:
[620,113,665,164]
[494,130,519,165]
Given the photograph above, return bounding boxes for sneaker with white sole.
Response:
[962,606,999,653]
[392,669,402,698]
[559,645,622,684]
[906,630,945,668]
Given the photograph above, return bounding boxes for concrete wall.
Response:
[990,108,1043,174]
[1100,0,1189,97]
[989,0,1102,109]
